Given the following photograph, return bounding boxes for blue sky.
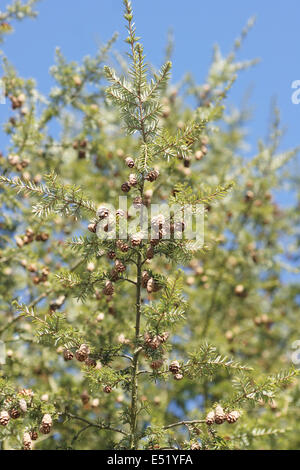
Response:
[1,0,300,155]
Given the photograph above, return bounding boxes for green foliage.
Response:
[0,0,299,451]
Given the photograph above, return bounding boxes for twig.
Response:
[163,419,205,430]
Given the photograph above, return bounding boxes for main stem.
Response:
[129,251,142,449]
[127,13,147,446]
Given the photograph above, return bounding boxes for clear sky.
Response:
[1,0,300,156]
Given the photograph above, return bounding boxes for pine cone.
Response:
[103,280,114,296]
[63,349,74,361]
[116,240,129,252]
[115,259,126,273]
[0,411,10,426]
[133,196,143,208]
[75,349,86,362]
[39,414,52,434]
[88,223,97,233]
[36,232,49,242]
[146,246,154,259]
[205,411,215,426]
[146,277,161,293]
[29,430,38,441]
[150,360,163,370]
[141,271,150,288]
[158,332,169,343]
[144,333,161,350]
[146,169,159,182]
[190,442,201,450]
[169,360,180,374]
[234,284,246,298]
[85,357,97,368]
[245,190,254,202]
[125,157,135,168]
[226,410,240,424]
[110,268,119,282]
[214,405,226,424]
[9,408,21,419]
[23,432,32,450]
[81,390,90,404]
[75,344,90,362]
[19,398,27,413]
[146,277,155,293]
[129,173,137,186]
[107,251,116,260]
[173,373,183,381]
[121,182,131,193]
[97,206,109,219]
[103,385,112,394]
[19,388,34,398]
[131,234,142,247]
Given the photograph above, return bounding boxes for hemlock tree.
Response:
[0,0,299,450]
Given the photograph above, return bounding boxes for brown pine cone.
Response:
[23,432,32,450]
[144,333,161,350]
[195,150,204,160]
[141,271,150,288]
[0,411,10,426]
[158,332,169,343]
[131,234,142,246]
[146,278,161,293]
[103,280,114,296]
[103,385,112,394]
[19,398,27,413]
[75,344,90,362]
[169,360,180,374]
[146,245,154,259]
[116,240,129,252]
[29,430,38,441]
[226,410,240,424]
[39,414,52,434]
[63,349,74,361]
[115,259,126,273]
[205,411,215,426]
[88,223,97,233]
[133,196,143,208]
[145,169,159,182]
[85,357,97,368]
[81,390,90,404]
[19,388,34,398]
[190,442,201,450]
[121,182,131,193]
[245,190,254,202]
[173,373,183,381]
[9,408,21,419]
[150,360,163,370]
[107,251,116,260]
[125,157,135,168]
[110,268,119,282]
[234,284,246,297]
[214,405,226,424]
[146,277,155,293]
[129,173,137,186]
[97,206,109,219]
[36,232,49,242]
